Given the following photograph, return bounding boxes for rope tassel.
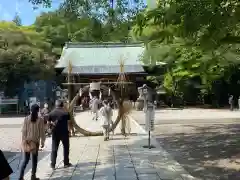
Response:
[108,88,111,96]
[79,88,82,97]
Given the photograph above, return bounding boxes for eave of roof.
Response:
[55,42,145,70]
[62,65,146,75]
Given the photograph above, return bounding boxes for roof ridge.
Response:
[65,42,144,48]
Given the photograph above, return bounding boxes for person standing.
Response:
[229,95,234,111]
[90,96,101,121]
[99,100,112,141]
[238,96,240,110]
[19,104,45,180]
[48,100,72,169]
[41,103,49,118]
[41,103,50,136]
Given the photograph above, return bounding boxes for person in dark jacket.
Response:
[0,150,13,180]
[48,100,72,169]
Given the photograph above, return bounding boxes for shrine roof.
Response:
[55,42,145,74]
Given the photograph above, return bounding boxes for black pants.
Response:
[51,134,70,166]
[19,147,39,179]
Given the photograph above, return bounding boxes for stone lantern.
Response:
[136,84,153,111]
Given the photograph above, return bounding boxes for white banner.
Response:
[90,82,100,91]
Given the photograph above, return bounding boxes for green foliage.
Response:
[18,0,240,106]
[131,0,240,106]
[0,22,55,96]
[0,1,146,97]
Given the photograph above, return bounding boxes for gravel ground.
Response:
[154,123,240,180]
[132,109,240,180]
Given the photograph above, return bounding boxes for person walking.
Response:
[19,104,46,180]
[99,100,113,141]
[90,96,101,121]
[0,149,13,180]
[48,100,72,169]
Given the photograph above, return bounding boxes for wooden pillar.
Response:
[67,72,75,103]
[68,84,74,103]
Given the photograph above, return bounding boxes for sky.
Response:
[0,0,61,25]
[0,0,150,26]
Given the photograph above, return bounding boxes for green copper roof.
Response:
[56,42,145,74]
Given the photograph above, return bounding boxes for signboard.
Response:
[0,98,18,105]
[145,103,155,131]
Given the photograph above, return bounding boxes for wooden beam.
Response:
[62,82,134,86]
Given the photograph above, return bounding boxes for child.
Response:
[99,100,113,141]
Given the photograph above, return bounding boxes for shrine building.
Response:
[55,42,161,101]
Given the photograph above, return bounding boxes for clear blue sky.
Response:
[0,0,148,25]
[0,0,61,25]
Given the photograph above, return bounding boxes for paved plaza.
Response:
[0,117,23,160]
[1,109,239,180]
[5,111,196,180]
[132,109,240,180]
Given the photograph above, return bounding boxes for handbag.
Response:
[22,140,37,153]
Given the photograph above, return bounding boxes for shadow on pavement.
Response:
[39,136,191,180]
[156,123,240,180]
[3,151,18,160]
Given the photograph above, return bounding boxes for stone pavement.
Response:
[9,111,197,180]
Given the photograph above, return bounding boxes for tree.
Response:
[135,0,240,48]
[0,22,55,96]
[12,13,22,26]
[131,0,240,106]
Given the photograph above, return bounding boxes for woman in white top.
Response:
[91,96,102,120]
[99,100,113,141]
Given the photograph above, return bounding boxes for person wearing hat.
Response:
[48,100,72,169]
